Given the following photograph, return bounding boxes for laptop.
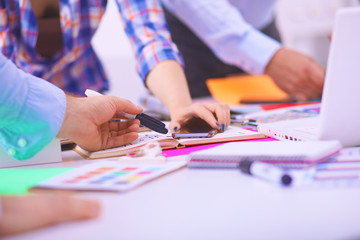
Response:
[257,7,360,147]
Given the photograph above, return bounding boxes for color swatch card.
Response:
[35,161,186,192]
[243,103,320,124]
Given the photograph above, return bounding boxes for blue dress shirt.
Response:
[161,0,281,74]
[0,53,66,160]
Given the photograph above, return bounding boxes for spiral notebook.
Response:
[188,141,342,168]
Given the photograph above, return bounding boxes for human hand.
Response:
[169,102,230,133]
[265,47,325,101]
[0,194,100,237]
[57,95,143,151]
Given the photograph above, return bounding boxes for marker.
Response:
[239,159,292,186]
[85,89,168,134]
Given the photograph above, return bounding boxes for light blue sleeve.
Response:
[161,0,281,74]
[0,54,66,160]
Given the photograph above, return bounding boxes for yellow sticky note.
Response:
[206,75,289,105]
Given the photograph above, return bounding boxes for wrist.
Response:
[264,47,286,75]
[56,95,83,141]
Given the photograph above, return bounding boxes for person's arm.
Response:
[0,195,100,237]
[0,53,143,160]
[0,53,66,160]
[162,0,280,75]
[115,0,230,132]
[162,0,325,101]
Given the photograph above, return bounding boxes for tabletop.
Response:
[3,150,360,240]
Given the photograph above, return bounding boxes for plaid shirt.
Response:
[0,0,182,96]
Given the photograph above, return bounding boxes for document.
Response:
[75,126,265,159]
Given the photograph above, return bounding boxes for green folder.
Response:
[0,168,73,195]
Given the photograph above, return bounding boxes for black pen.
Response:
[239,159,292,186]
[85,89,168,134]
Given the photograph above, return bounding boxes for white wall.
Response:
[91,0,359,103]
[276,0,359,66]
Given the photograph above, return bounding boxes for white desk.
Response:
[4,150,360,240]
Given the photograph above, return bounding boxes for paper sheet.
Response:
[0,168,72,194]
[206,75,288,105]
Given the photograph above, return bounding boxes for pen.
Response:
[230,117,258,127]
[85,89,168,134]
[239,159,292,186]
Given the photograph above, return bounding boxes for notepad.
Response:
[75,126,265,159]
[34,161,187,192]
[206,75,288,105]
[188,140,342,168]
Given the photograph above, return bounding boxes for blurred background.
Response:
[91,0,359,104]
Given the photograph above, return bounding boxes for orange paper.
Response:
[206,75,289,105]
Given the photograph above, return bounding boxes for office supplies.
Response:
[259,101,320,111]
[188,140,342,168]
[229,101,319,117]
[326,146,360,162]
[231,103,320,125]
[257,8,360,147]
[75,125,265,159]
[85,89,168,134]
[299,161,360,188]
[206,74,288,105]
[239,159,292,186]
[311,146,360,182]
[0,139,62,168]
[34,160,187,192]
[268,146,360,188]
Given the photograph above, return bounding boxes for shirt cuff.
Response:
[136,41,184,82]
[233,28,281,74]
[0,74,66,160]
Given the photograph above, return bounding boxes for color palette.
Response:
[251,107,320,124]
[36,161,186,192]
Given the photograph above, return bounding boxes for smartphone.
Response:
[172,125,219,139]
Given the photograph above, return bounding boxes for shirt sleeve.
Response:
[115,0,184,82]
[161,0,282,74]
[0,54,66,160]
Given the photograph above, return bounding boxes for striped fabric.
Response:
[0,0,183,96]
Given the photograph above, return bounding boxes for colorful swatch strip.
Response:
[36,161,186,192]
